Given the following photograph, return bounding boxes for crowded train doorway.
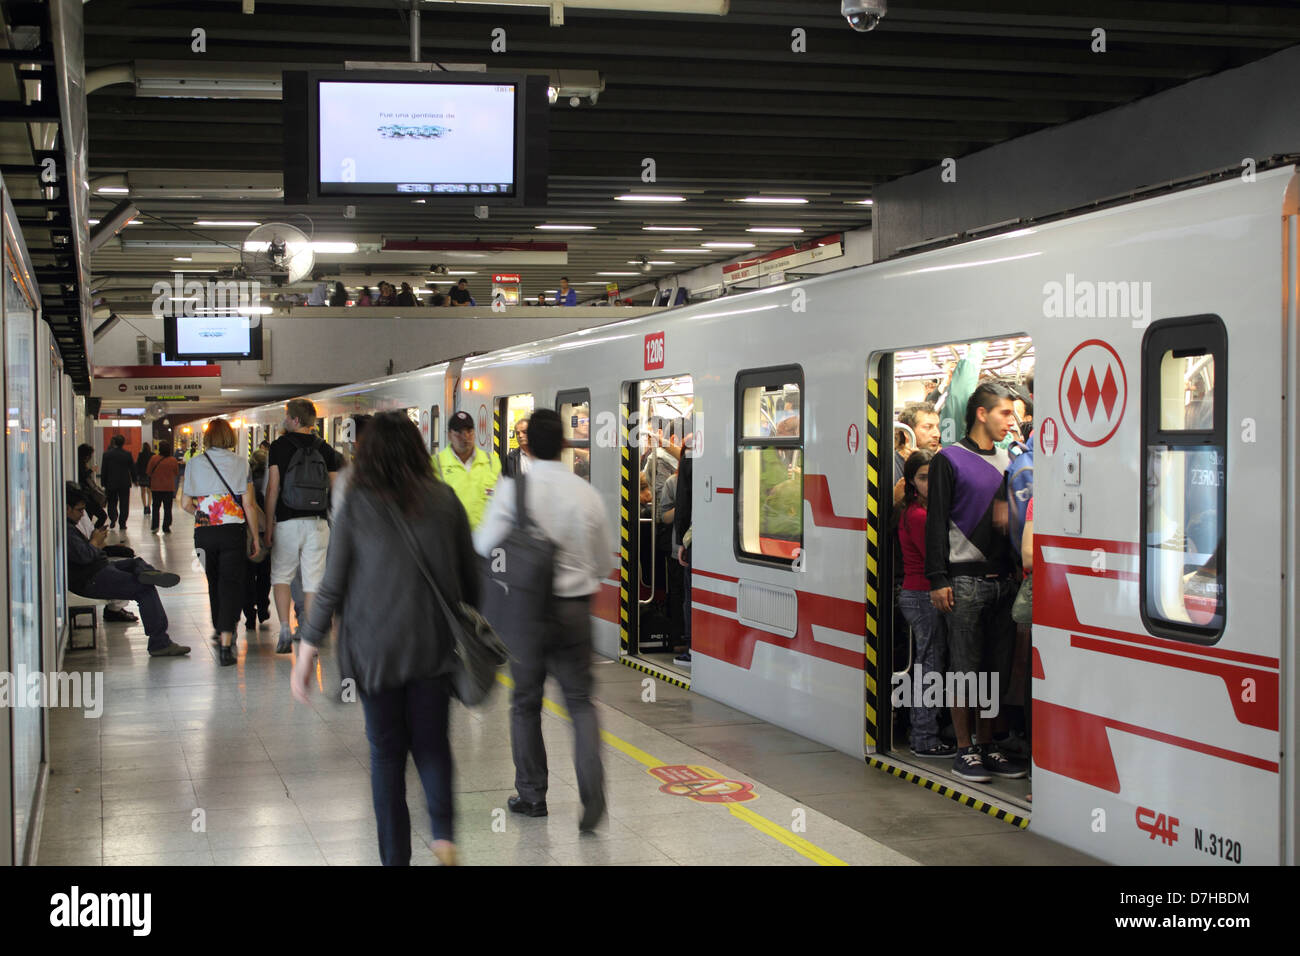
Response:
[869,337,1034,808]
[622,375,694,680]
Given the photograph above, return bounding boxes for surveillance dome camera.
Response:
[842,0,886,32]
[569,95,581,108]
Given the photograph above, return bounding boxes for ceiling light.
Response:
[849,199,874,205]
[746,227,805,234]
[659,248,711,254]
[628,260,675,266]
[220,388,241,393]
[308,241,358,254]
[446,271,478,275]
[615,194,686,203]
[534,224,596,231]
[598,272,640,276]
[96,186,130,195]
[703,241,756,249]
[194,220,261,227]
[173,257,193,262]
[736,196,807,205]
[642,226,701,232]
[87,219,100,226]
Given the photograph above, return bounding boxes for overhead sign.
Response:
[492,273,521,284]
[90,364,222,400]
[1058,339,1127,447]
[721,233,844,286]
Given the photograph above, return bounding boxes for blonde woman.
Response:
[182,419,264,666]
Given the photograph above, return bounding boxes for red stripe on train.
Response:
[692,602,865,671]
[802,474,868,531]
[1070,635,1278,731]
[1033,536,1278,668]
[1036,700,1279,793]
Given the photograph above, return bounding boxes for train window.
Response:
[735,367,804,565]
[557,389,591,481]
[1140,316,1227,642]
[429,405,440,453]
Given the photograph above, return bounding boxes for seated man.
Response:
[66,486,190,657]
[66,481,138,623]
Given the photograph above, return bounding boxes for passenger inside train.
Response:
[887,338,1034,803]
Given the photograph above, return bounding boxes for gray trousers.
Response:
[507,595,605,812]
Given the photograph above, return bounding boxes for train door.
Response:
[868,336,1035,811]
[621,375,694,678]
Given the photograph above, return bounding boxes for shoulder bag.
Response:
[382,496,509,706]
[204,452,267,564]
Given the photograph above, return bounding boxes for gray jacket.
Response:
[297,480,480,695]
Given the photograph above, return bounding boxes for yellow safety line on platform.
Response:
[493,671,848,865]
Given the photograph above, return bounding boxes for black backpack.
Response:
[479,472,556,650]
[280,437,330,512]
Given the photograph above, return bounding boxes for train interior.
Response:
[882,336,1035,806]
[627,375,695,677]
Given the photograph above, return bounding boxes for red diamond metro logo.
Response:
[1058,339,1128,447]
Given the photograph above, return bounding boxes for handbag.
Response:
[382,498,509,706]
[1011,573,1033,625]
[204,452,267,563]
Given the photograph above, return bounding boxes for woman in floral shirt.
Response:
[182,418,264,666]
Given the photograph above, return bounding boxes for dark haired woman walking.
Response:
[291,411,480,866]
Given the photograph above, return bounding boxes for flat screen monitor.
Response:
[310,72,524,200]
[164,316,263,361]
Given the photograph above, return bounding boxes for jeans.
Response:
[106,486,131,527]
[507,595,605,813]
[78,558,170,651]
[898,588,948,750]
[946,575,1017,704]
[196,524,248,634]
[358,676,454,865]
[151,491,174,532]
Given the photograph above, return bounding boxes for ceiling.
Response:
[10,1,1300,353]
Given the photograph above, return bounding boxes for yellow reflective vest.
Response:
[433,445,502,529]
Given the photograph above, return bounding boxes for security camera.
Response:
[842,0,886,32]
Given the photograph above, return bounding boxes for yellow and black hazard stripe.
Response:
[619,413,632,656]
[864,377,881,750]
[866,756,1030,828]
[619,654,691,691]
[492,402,501,462]
[247,427,253,458]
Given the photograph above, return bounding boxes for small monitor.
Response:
[164,316,263,361]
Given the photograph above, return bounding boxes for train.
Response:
[210,159,1300,866]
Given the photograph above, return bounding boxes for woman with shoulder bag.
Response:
[291,411,480,866]
[181,419,264,666]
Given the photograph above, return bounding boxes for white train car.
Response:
[215,161,1300,866]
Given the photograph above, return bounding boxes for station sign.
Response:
[492,274,521,284]
[90,364,222,400]
[721,233,844,286]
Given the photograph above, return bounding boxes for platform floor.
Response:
[37,508,1097,866]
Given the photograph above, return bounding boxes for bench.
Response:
[67,592,107,650]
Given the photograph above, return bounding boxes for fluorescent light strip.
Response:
[597,272,639,276]
[535,224,596,231]
[703,241,756,249]
[746,227,804,234]
[736,196,807,205]
[642,226,701,232]
[614,194,686,203]
[173,256,193,262]
[848,199,874,205]
[96,186,130,195]
[628,260,675,265]
[194,220,262,227]
[659,248,712,254]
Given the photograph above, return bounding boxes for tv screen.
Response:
[164,316,263,361]
[312,73,522,199]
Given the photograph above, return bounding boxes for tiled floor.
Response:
[38,507,1096,866]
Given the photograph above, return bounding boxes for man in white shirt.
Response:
[474,408,613,831]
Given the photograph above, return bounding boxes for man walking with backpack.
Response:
[265,399,343,653]
[474,409,614,832]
